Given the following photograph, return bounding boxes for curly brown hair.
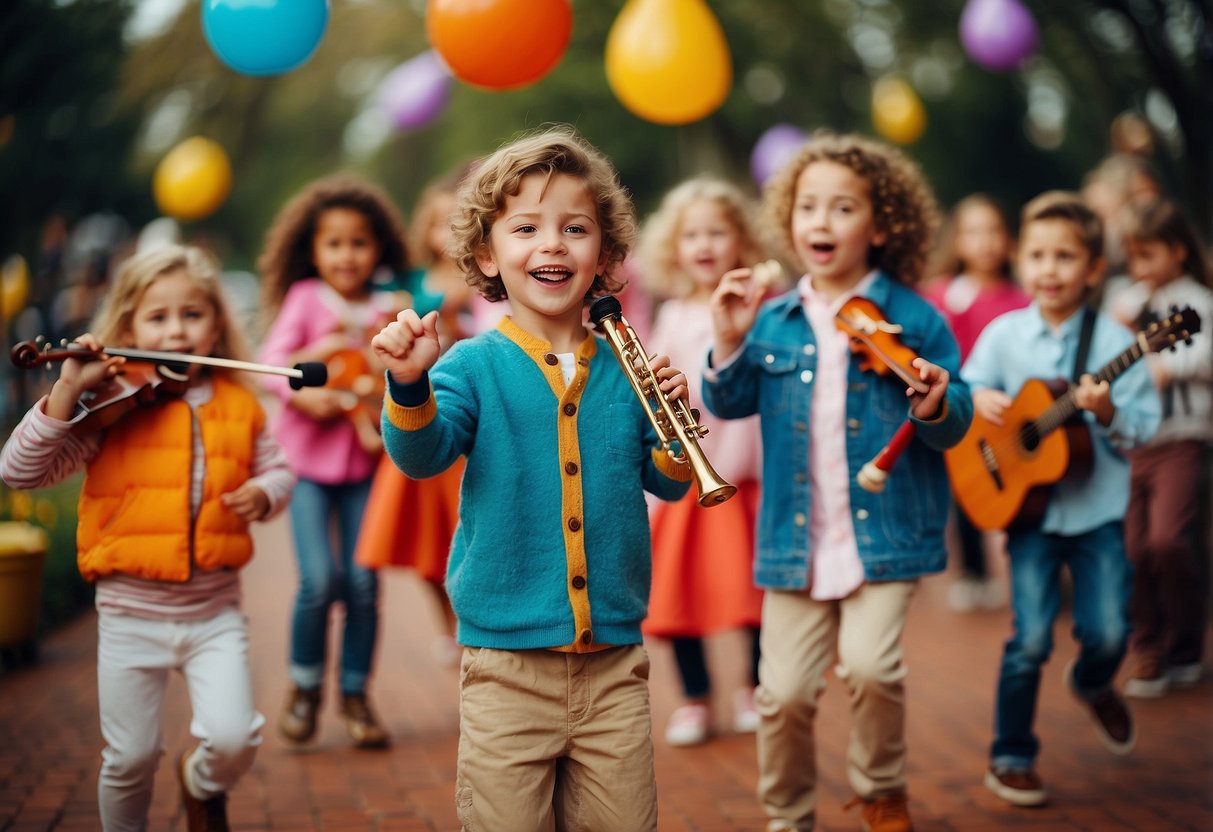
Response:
[762,130,939,285]
[449,125,635,304]
[257,173,410,312]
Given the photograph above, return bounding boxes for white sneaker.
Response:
[1167,662,1203,687]
[665,703,711,746]
[947,578,981,612]
[732,687,760,733]
[1124,674,1170,699]
[977,578,1009,611]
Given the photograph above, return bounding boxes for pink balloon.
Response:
[378,50,453,131]
[751,124,808,186]
[960,0,1038,72]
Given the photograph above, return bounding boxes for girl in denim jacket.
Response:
[703,131,972,832]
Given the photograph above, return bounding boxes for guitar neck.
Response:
[1034,339,1145,435]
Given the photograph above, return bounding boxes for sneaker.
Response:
[278,686,321,744]
[947,578,981,613]
[1065,661,1136,755]
[732,686,760,733]
[664,703,711,746]
[1124,656,1170,699]
[1167,662,1204,687]
[976,578,1009,611]
[340,692,390,749]
[177,750,230,831]
[845,792,913,832]
[984,765,1047,807]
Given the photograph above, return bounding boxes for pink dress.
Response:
[642,298,764,637]
[920,274,1029,361]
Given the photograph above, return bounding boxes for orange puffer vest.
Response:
[76,377,265,583]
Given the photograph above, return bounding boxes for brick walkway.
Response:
[1,511,1211,831]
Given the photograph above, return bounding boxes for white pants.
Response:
[96,605,264,832]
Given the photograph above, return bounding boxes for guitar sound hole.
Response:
[1019,423,1040,452]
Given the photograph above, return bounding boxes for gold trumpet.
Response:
[590,295,737,507]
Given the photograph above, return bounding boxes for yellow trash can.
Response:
[0,521,48,648]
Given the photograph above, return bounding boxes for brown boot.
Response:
[340,691,390,749]
[177,751,230,832]
[279,686,321,744]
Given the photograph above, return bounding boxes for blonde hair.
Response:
[408,168,467,266]
[1021,191,1104,262]
[763,130,940,285]
[637,177,769,299]
[450,125,635,303]
[91,244,252,370]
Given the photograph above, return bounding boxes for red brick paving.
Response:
[2,512,1211,831]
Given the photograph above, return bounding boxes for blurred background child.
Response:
[356,170,469,667]
[1116,197,1213,698]
[635,177,774,747]
[921,194,1028,612]
[256,173,410,749]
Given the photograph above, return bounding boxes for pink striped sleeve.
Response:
[0,398,99,489]
[246,424,295,518]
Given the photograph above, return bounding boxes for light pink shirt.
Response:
[800,272,876,600]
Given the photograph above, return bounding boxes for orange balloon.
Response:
[605,0,732,125]
[427,0,572,91]
[153,137,233,221]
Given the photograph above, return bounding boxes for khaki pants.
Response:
[456,644,656,832]
[756,581,916,830]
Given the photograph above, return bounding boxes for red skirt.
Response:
[643,479,763,638]
[354,454,464,583]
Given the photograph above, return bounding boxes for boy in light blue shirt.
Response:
[963,192,1160,807]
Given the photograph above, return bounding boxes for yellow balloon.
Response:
[872,76,926,145]
[1,254,29,322]
[153,137,233,221]
[605,0,732,125]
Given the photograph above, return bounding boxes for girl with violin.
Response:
[703,131,972,832]
[256,174,409,750]
[0,245,295,832]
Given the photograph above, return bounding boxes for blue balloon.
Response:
[202,0,329,77]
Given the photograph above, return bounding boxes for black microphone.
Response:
[290,362,328,389]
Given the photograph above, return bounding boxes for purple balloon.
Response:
[378,51,453,131]
[751,124,809,186]
[959,0,1038,72]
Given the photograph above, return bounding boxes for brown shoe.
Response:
[279,686,321,743]
[846,792,913,832]
[984,765,1047,807]
[1065,661,1136,755]
[340,692,390,748]
[176,751,230,832]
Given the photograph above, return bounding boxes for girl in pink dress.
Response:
[920,194,1028,612]
[637,177,781,746]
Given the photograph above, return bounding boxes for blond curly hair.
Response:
[449,125,635,304]
[762,130,939,285]
[636,177,770,300]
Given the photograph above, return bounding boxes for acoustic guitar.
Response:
[946,306,1201,531]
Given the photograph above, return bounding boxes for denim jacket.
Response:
[703,273,973,589]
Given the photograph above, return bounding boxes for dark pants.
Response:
[1124,440,1210,667]
[671,627,761,699]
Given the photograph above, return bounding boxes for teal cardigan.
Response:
[382,317,692,651]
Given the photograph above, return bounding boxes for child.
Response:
[635,177,771,746]
[704,131,971,832]
[0,245,295,831]
[921,194,1029,612]
[355,170,467,667]
[256,173,409,749]
[370,125,693,831]
[962,192,1160,807]
[1116,197,1213,697]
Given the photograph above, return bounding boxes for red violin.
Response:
[834,298,929,493]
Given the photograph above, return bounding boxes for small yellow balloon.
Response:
[153,137,233,221]
[1,254,29,322]
[605,0,732,125]
[872,76,926,145]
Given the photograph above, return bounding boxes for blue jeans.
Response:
[287,477,378,694]
[991,521,1133,769]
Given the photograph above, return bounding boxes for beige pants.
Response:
[456,644,657,832]
[756,581,917,830]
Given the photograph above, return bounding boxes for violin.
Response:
[10,339,328,433]
[834,298,928,493]
[325,347,386,454]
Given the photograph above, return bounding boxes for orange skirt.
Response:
[354,454,464,583]
[643,479,763,638]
